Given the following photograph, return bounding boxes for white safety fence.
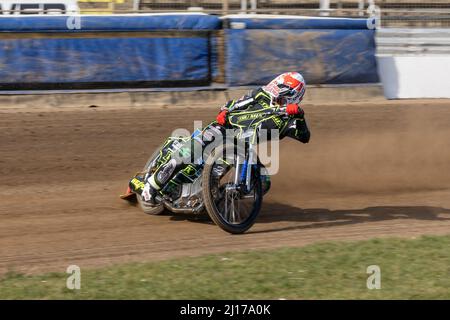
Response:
[376,28,450,98]
[376,28,450,55]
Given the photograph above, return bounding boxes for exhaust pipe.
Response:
[158,197,204,214]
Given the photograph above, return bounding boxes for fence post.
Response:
[320,0,330,16]
[223,0,229,15]
[241,0,247,14]
[108,1,115,14]
[133,0,139,12]
[358,0,365,17]
[250,0,257,14]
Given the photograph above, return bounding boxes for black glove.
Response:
[296,118,310,143]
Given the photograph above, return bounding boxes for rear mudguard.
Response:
[120,186,137,202]
[120,173,146,202]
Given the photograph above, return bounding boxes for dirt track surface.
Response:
[1,100,450,275]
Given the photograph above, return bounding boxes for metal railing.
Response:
[376,28,450,55]
[1,1,450,28]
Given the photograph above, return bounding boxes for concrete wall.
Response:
[377,56,450,99]
[0,84,384,110]
[376,28,450,99]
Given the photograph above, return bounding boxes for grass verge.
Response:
[1,234,449,299]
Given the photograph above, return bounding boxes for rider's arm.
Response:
[217,88,272,125]
[282,108,311,143]
[221,88,272,113]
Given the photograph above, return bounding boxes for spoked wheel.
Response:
[202,144,263,234]
[137,149,165,215]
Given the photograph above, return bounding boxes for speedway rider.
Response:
[133,72,311,204]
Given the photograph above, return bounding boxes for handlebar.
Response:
[275,107,287,116]
[225,106,300,127]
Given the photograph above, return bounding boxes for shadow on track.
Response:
[167,202,450,234]
[248,203,450,234]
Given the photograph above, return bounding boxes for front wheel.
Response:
[202,144,263,234]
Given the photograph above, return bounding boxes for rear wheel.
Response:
[136,194,164,215]
[137,151,165,215]
[202,144,263,234]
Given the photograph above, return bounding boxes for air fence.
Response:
[0,14,378,90]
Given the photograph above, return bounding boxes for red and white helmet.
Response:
[263,72,306,105]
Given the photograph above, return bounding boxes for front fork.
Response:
[234,142,257,193]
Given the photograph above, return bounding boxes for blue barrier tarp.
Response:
[223,16,371,30]
[0,37,210,83]
[0,15,378,88]
[225,29,379,86]
[0,14,221,32]
[0,15,217,87]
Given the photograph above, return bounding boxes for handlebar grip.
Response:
[276,107,287,117]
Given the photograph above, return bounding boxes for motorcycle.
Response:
[121,105,301,234]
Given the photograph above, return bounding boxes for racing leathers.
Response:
[130,87,310,204]
[217,87,310,144]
